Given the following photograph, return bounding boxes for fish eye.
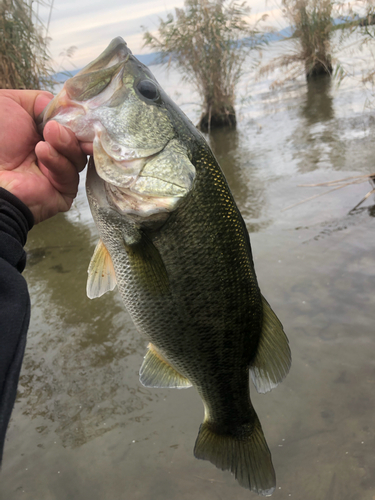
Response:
[136,80,159,101]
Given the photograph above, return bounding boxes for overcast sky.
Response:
[37,0,284,71]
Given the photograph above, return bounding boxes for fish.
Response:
[40,37,291,496]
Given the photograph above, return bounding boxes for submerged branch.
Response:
[282,174,375,211]
[298,173,375,187]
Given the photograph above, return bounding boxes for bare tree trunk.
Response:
[198,104,236,132]
[305,56,332,79]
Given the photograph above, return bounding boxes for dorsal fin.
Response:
[139,343,192,389]
[250,295,291,394]
[87,239,117,299]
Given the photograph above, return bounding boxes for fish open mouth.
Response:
[39,34,195,219]
[38,38,132,139]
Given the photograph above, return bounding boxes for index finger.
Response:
[0,89,53,120]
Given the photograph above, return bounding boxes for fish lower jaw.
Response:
[105,183,181,221]
[42,90,94,139]
[53,111,96,143]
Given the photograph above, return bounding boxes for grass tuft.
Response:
[0,0,55,91]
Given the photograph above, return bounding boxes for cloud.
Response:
[40,0,185,69]
[39,0,282,71]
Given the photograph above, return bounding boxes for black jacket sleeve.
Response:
[0,187,34,464]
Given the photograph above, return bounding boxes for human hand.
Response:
[0,89,89,224]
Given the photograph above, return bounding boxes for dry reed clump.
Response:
[260,0,341,88]
[354,0,375,88]
[143,0,266,132]
[295,0,333,77]
[0,0,54,91]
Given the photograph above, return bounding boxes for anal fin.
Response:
[250,295,292,394]
[139,343,192,389]
[87,239,117,299]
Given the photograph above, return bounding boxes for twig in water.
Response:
[351,188,375,211]
[282,174,375,212]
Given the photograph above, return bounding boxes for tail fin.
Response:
[193,414,275,496]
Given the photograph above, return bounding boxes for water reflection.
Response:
[208,127,269,232]
[20,212,156,448]
[368,203,375,217]
[302,75,334,125]
[292,75,346,174]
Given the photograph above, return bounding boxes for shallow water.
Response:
[1,41,375,499]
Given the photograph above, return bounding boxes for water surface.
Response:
[1,41,375,500]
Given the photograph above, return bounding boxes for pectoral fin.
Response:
[250,295,291,394]
[140,343,192,389]
[87,239,117,299]
[124,232,169,295]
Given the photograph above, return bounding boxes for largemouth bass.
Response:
[40,37,291,495]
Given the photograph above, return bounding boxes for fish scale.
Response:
[40,36,291,496]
